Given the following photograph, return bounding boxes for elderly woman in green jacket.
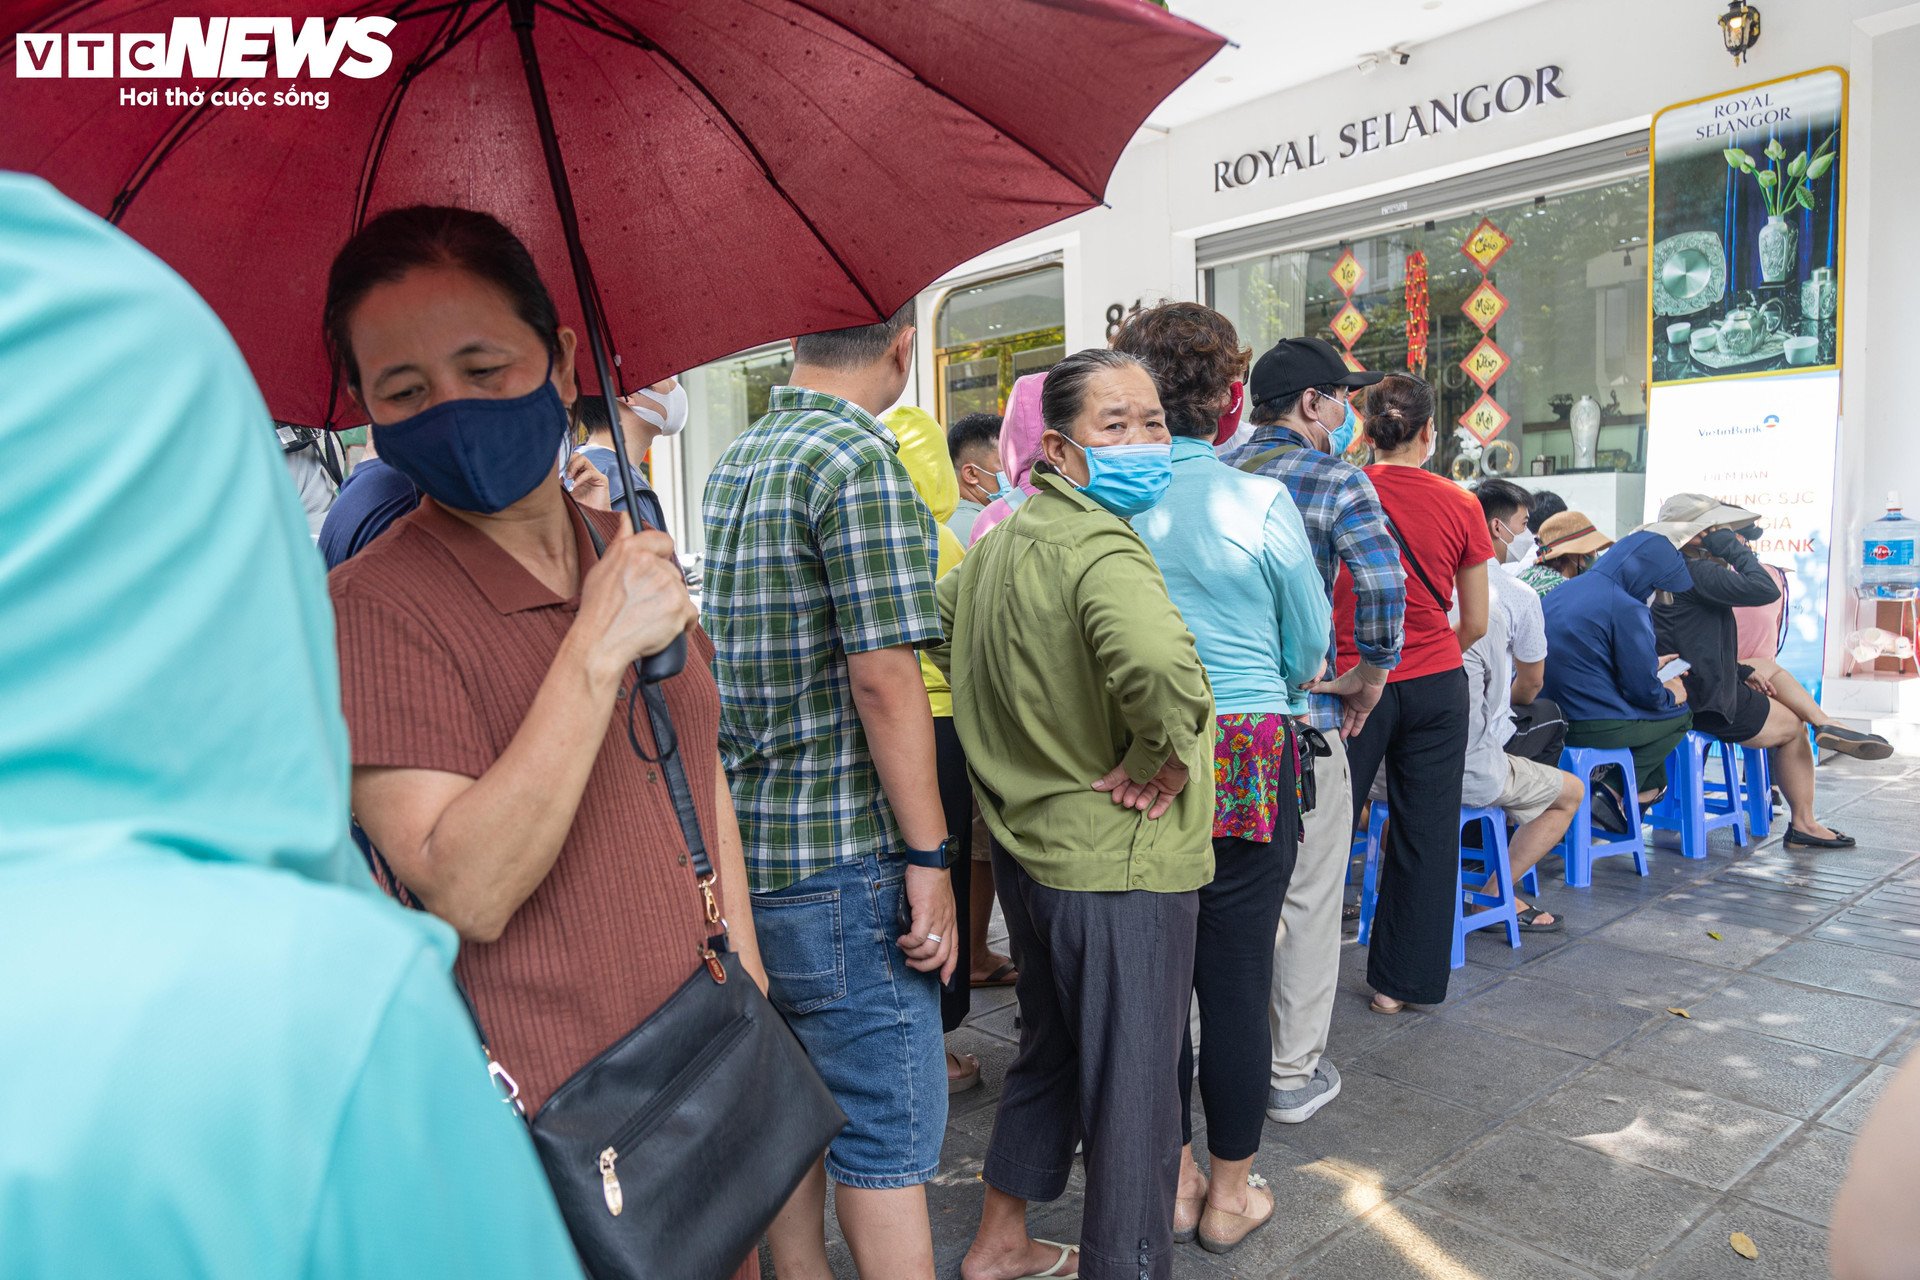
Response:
[932,349,1216,1280]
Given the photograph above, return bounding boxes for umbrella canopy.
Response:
[3,0,1222,428]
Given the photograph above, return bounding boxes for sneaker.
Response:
[1267,1061,1342,1124]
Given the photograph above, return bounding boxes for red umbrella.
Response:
[3,0,1222,441]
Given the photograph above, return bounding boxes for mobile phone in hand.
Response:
[1657,657,1691,682]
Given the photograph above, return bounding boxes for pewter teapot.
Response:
[1720,306,1761,357]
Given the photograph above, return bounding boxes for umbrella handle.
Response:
[509,0,684,684]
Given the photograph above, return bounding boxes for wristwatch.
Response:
[904,836,957,870]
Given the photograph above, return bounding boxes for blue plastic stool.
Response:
[1647,731,1750,858]
[1553,746,1650,887]
[1455,806,1522,969]
[1741,744,1776,840]
[1356,804,1535,957]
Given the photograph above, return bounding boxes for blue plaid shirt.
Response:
[701,387,940,892]
[1219,426,1405,730]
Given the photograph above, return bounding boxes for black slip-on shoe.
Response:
[1784,826,1856,849]
[1815,724,1895,761]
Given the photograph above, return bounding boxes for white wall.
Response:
[1826,4,1920,724]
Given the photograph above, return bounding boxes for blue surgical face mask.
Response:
[373,368,569,514]
[990,470,1026,509]
[1327,397,1360,456]
[1065,436,1173,518]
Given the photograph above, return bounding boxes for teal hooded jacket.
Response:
[0,175,584,1279]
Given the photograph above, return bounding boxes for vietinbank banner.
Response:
[1643,373,1840,691]
[1646,69,1849,692]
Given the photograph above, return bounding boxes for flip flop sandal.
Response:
[1516,906,1565,933]
[1173,1180,1209,1244]
[971,959,1019,988]
[1016,1241,1078,1279]
[1369,994,1407,1015]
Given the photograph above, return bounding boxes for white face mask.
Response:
[1494,519,1536,565]
[625,380,688,436]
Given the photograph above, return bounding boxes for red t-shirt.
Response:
[1334,464,1493,682]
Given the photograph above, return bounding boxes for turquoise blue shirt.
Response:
[1134,436,1331,715]
[0,174,584,1280]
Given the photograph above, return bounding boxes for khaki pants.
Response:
[1268,732,1351,1092]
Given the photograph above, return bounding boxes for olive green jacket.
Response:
[930,473,1215,893]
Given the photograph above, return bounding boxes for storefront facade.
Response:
[659,0,1920,728]
[896,0,1920,730]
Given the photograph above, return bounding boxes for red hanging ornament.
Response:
[1404,251,1430,373]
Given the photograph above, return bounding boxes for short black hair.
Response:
[1526,489,1567,534]
[571,394,616,435]
[793,299,916,369]
[947,411,1001,465]
[1475,478,1533,526]
[1248,382,1341,428]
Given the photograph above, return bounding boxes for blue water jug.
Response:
[1861,492,1920,599]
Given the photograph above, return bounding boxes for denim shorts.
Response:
[751,854,946,1189]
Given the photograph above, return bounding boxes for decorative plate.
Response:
[1652,231,1727,317]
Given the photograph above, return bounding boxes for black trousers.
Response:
[985,847,1198,1280]
[1178,824,1298,1160]
[934,715,973,1034]
[1506,695,1566,766]
[1346,667,1470,1006]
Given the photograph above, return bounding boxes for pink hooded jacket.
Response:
[966,371,1048,547]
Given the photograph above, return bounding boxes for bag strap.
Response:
[581,514,726,951]
[1378,512,1451,613]
[1233,439,1301,475]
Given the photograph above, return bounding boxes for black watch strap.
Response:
[904,837,953,869]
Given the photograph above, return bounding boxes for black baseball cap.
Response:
[1248,337,1385,409]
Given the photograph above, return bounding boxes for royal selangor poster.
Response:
[1645,69,1849,694]
[1648,68,1845,387]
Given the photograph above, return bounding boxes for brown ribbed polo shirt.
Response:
[329,496,729,1116]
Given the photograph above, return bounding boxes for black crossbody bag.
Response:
[374,518,845,1280]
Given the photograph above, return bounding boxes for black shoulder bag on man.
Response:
[371,515,845,1280]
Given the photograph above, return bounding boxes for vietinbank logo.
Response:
[16,17,394,80]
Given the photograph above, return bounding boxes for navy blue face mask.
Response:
[372,366,568,514]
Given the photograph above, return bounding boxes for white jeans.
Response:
[1268,732,1351,1091]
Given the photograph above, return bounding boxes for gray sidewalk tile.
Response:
[1589,908,1789,968]
[1408,1128,1717,1276]
[1732,1124,1854,1226]
[1264,1067,1495,1192]
[1518,940,1733,1011]
[1816,1063,1899,1134]
[1361,1020,1590,1117]
[1755,938,1920,1006]
[1641,1204,1829,1280]
[1442,974,1658,1058]
[1289,1197,1600,1280]
[1682,975,1911,1057]
[1523,1063,1799,1190]
[1606,1020,1871,1118]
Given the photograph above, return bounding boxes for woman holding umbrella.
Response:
[324,205,767,1279]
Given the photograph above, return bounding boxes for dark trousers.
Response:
[934,716,973,1034]
[1506,695,1566,766]
[1345,667,1470,1006]
[1179,826,1298,1160]
[984,846,1199,1280]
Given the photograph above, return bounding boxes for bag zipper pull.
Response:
[599,1147,624,1216]
[701,946,727,984]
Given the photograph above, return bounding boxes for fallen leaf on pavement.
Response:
[1667,1007,1692,1018]
[1708,931,1724,940]
[1730,1230,1758,1260]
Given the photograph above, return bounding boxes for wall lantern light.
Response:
[1719,0,1761,65]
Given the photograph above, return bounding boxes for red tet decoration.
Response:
[1326,246,1367,372]
[1455,217,1513,443]
[1404,251,1429,373]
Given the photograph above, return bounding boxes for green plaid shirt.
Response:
[701,387,940,893]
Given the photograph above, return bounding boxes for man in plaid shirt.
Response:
[702,302,955,1280]
[1220,336,1405,1130]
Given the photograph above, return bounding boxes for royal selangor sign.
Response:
[1211,65,1568,193]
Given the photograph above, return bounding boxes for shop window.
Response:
[1206,175,1651,492]
[934,267,1066,420]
